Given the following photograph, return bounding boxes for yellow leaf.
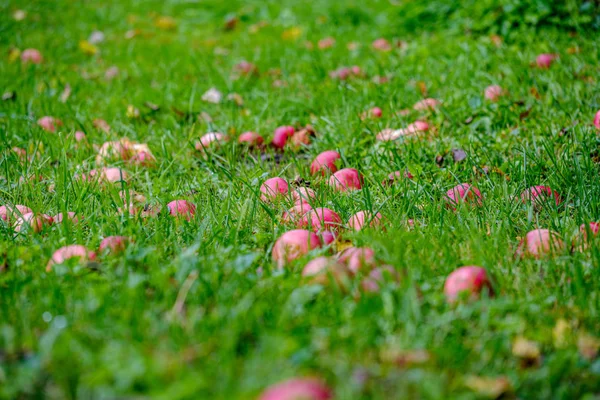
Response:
[8,48,21,63]
[577,333,600,361]
[79,40,98,55]
[126,105,140,119]
[155,16,177,31]
[512,336,540,364]
[552,319,571,349]
[281,26,302,41]
[464,376,511,399]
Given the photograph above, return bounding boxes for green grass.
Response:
[1,0,600,399]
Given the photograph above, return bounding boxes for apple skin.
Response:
[328,168,363,192]
[297,208,342,233]
[14,213,53,233]
[536,53,558,69]
[444,266,493,302]
[238,131,264,147]
[46,245,96,272]
[0,205,32,223]
[338,247,377,274]
[445,184,483,209]
[260,177,289,202]
[166,200,196,221]
[271,126,295,150]
[258,377,332,400]
[310,151,341,176]
[347,211,385,231]
[99,236,130,254]
[484,85,505,102]
[282,202,312,224]
[21,48,43,64]
[515,229,564,259]
[272,230,322,269]
[520,186,561,209]
[37,116,61,133]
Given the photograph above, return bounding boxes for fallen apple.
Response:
[328,168,363,192]
[272,230,322,268]
[444,266,493,302]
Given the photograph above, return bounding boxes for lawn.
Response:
[1,0,600,399]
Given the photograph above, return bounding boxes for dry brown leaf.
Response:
[512,336,541,366]
[59,84,71,103]
[464,375,511,399]
[577,333,600,361]
[552,319,571,349]
[380,348,431,367]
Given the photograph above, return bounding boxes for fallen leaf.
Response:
[144,102,160,111]
[13,10,26,21]
[227,93,244,106]
[93,119,111,133]
[105,66,119,80]
[201,87,222,104]
[553,319,571,349]
[451,148,467,162]
[155,16,177,31]
[577,333,600,361]
[464,376,511,399]
[8,48,21,63]
[79,40,99,55]
[417,81,427,96]
[281,26,302,41]
[512,336,541,366]
[88,30,105,44]
[2,91,16,101]
[126,105,140,119]
[59,84,71,103]
[224,15,238,31]
[380,348,431,367]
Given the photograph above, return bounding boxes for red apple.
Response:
[520,186,561,208]
[53,212,79,224]
[37,116,62,133]
[272,230,322,268]
[14,213,53,233]
[413,98,440,111]
[260,177,289,202]
[166,200,196,221]
[291,187,316,204]
[46,245,96,272]
[574,222,600,251]
[444,266,492,302]
[536,53,558,68]
[298,207,342,232]
[338,247,377,273]
[101,167,128,183]
[484,85,506,102]
[445,184,483,209]
[0,204,32,223]
[259,377,332,400]
[594,110,600,130]
[515,228,564,258]
[238,131,264,147]
[99,236,130,254]
[271,126,295,150]
[195,132,228,152]
[282,202,312,224]
[347,211,385,231]
[319,230,336,246]
[372,38,391,51]
[21,48,43,64]
[328,168,363,192]
[361,265,399,293]
[310,151,341,176]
